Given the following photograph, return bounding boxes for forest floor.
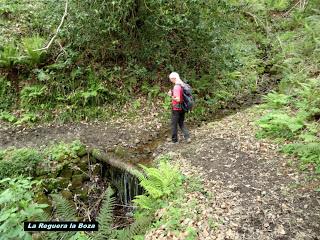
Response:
[152,106,320,240]
[0,106,319,239]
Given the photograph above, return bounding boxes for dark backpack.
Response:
[181,83,194,112]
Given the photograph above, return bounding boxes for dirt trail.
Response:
[1,106,319,239]
[0,115,163,157]
[154,106,320,239]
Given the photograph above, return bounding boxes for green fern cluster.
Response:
[256,110,305,140]
[256,3,320,174]
[133,159,183,211]
[38,186,149,240]
[0,36,45,68]
[262,91,291,109]
[282,142,320,173]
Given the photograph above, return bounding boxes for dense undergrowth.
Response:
[0,140,199,239]
[0,0,268,123]
[254,0,320,173]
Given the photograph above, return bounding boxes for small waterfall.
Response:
[106,165,144,205]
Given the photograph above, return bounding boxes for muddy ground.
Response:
[0,113,165,163]
[0,106,319,239]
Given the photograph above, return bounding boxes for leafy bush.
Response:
[0,148,42,179]
[256,111,305,139]
[0,42,20,68]
[0,111,17,123]
[45,140,86,162]
[20,85,48,109]
[22,36,45,66]
[0,77,14,110]
[15,112,38,125]
[262,91,291,109]
[0,177,48,240]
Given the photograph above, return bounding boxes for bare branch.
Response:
[33,0,68,52]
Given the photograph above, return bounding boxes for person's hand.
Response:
[167,89,172,96]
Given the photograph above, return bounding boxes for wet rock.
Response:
[73,186,89,202]
[91,164,102,176]
[61,190,73,200]
[59,165,73,179]
[57,177,70,189]
[70,174,89,190]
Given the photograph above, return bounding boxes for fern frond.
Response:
[69,232,93,240]
[51,194,77,221]
[35,212,61,240]
[92,186,116,240]
[132,195,156,210]
[116,215,153,240]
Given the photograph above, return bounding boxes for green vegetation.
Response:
[0,0,270,123]
[0,140,86,179]
[0,177,48,240]
[133,159,183,212]
[131,155,208,239]
[0,148,42,179]
[0,140,204,239]
[255,0,320,173]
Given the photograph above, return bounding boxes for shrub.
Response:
[45,140,86,162]
[256,110,305,139]
[22,36,45,66]
[0,177,48,240]
[0,111,17,123]
[20,85,48,109]
[0,148,42,179]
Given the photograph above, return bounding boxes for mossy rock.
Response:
[77,148,87,158]
[70,156,81,164]
[34,192,53,213]
[59,165,73,179]
[45,179,59,192]
[73,186,89,202]
[56,177,71,189]
[78,156,89,171]
[114,146,129,158]
[70,174,89,190]
[91,164,102,176]
[61,189,73,200]
[35,192,50,205]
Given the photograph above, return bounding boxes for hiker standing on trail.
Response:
[167,72,191,143]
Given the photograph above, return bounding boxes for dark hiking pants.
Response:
[171,110,190,143]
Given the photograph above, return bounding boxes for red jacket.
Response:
[172,84,183,111]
